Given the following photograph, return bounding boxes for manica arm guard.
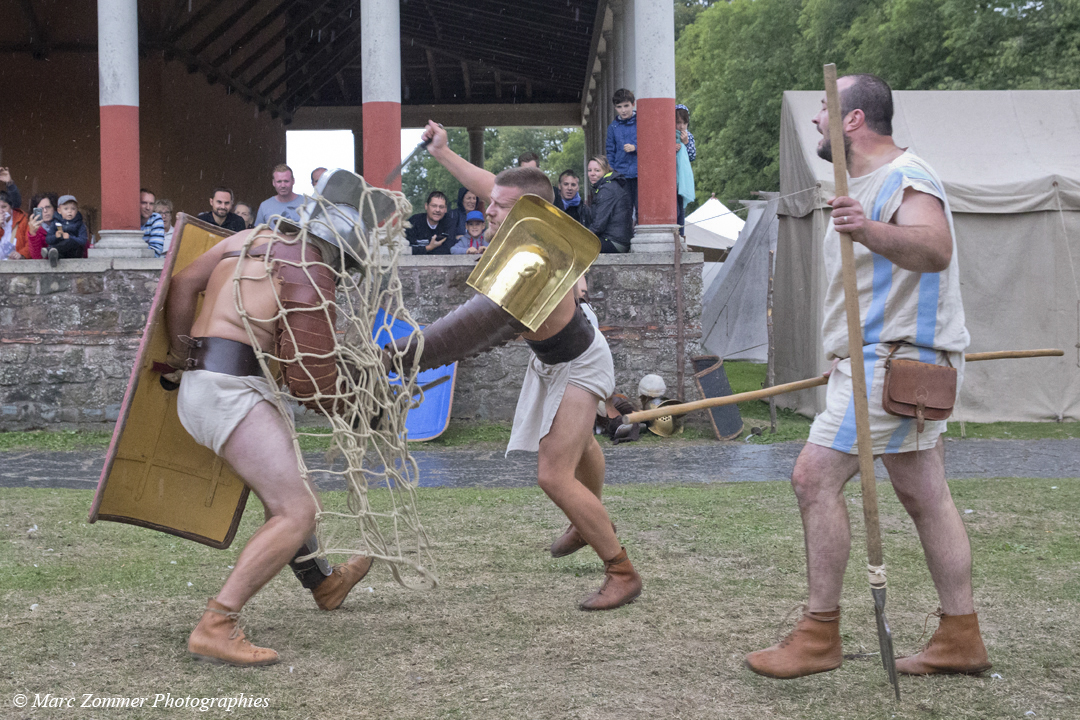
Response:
[391,293,524,374]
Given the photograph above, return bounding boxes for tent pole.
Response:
[767,248,777,433]
[673,226,686,401]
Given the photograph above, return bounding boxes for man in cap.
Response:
[392,122,642,611]
[165,169,374,666]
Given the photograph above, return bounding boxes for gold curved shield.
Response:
[467,195,601,332]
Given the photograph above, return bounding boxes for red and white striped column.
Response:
[362,0,402,190]
[632,0,678,252]
[92,0,149,257]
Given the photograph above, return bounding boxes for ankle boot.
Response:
[311,556,374,611]
[579,547,642,611]
[187,599,279,667]
[745,608,843,679]
[550,522,616,558]
[896,609,991,675]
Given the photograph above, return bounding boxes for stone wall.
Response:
[0,254,702,429]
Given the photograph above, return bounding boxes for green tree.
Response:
[675,0,1080,209]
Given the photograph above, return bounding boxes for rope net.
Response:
[230,187,437,591]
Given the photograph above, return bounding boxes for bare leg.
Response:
[790,443,860,612]
[215,401,319,610]
[537,384,620,560]
[882,438,974,615]
[575,434,606,500]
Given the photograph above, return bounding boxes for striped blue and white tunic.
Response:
[809,151,970,455]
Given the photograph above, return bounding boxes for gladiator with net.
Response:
[164,169,429,667]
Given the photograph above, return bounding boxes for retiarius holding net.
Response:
[165,170,379,666]
[390,121,642,611]
[746,75,989,679]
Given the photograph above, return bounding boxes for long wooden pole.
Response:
[824,63,899,700]
[620,349,1063,425]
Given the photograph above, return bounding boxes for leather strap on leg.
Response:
[288,534,332,590]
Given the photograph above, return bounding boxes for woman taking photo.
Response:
[586,156,632,253]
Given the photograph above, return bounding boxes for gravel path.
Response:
[2,438,1077,491]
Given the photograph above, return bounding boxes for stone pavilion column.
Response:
[361,0,402,190]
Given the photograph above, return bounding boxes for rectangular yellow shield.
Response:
[88,214,250,548]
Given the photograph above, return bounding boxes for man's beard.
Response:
[817,132,852,164]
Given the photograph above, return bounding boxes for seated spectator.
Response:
[18,192,59,261]
[518,152,540,168]
[47,195,90,264]
[586,156,633,253]
[140,188,165,257]
[197,187,247,233]
[450,210,488,255]
[0,166,23,212]
[449,187,484,241]
[555,169,593,227]
[0,190,28,260]
[405,191,453,255]
[233,201,255,228]
[155,199,175,252]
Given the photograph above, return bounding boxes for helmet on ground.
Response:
[646,398,685,437]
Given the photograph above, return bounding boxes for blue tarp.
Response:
[373,309,456,441]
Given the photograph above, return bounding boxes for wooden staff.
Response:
[824,62,898,700]
[620,349,1063,425]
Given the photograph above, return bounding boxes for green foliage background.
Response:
[401,127,587,211]
[676,0,1080,208]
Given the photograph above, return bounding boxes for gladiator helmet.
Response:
[278,168,398,273]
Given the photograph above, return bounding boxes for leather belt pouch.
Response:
[187,337,263,377]
[882,348,956,433]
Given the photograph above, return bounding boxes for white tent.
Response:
[686,196,745,252]
[700,197,778,362]
[686,196,746,288]
[774,89,1080,422]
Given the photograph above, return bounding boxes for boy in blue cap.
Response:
[450,209,488,255]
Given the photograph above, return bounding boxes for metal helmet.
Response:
[638,374,667,399]
[278,169,398,273]
[646,398,685,438]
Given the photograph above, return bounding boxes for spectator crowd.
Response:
[0,86,695,265]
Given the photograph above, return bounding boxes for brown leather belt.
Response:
[186,337,263,377]
[525,307,596,365]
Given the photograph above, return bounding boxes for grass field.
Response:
[3,478,1079,719]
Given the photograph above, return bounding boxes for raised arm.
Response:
[422,121,496,204]
[830,187,952,273]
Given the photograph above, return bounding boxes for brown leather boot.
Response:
[187,599,280,667]
[550,522,616,558]
[745,608,843,679]
[311,556,374,611]
[895,609,991,675]
[579,547,642,611]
